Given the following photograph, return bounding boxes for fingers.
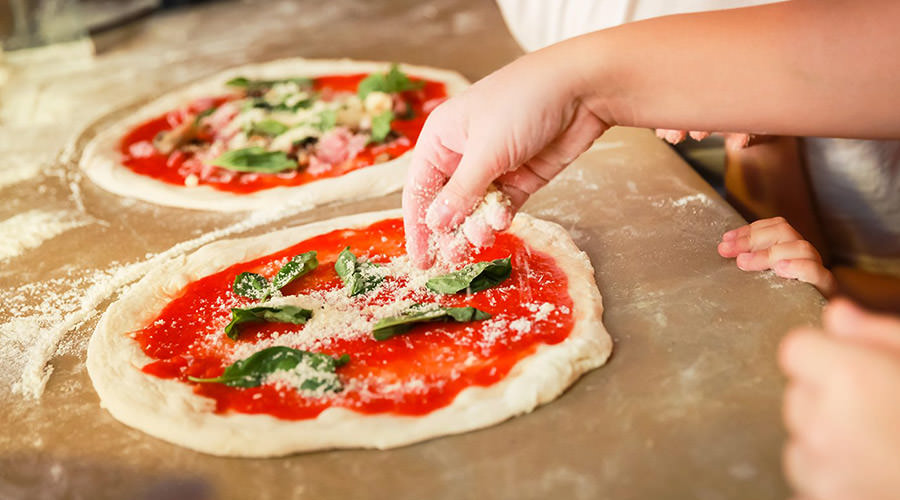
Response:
[424,143,505,232]
[718,217,802,257]
[402,119,464,269]
[656,128,687,144]
[778,328,849,387]
[823,298,900,353]
[734,240,822,271]
[774,259,837,297]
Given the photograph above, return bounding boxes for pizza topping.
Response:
[233,251,318,300]
[211,147,296,173]
[120,67,448,193]
[137,218,575,420]
[357,64,424,99]
[372,304,491,341]
[425,257,512,294]
[189,345,348,396]
[225,305,313,340]
[334,247,384,297]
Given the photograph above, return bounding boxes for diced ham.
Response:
[309,127,369,174]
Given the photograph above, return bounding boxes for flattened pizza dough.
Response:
[80,59,469,211]
[87,209,611,456]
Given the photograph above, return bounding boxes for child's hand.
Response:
[718,217,837,297]
[401,47,608,268]
[779,299,900,500]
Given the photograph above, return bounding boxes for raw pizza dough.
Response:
[86,209,612,456]
[80,59,469,212]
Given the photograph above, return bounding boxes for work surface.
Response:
[0,1,824,499]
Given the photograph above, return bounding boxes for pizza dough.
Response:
[80,59,469,211]
[86,209,611,456]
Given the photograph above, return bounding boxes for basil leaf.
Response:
[211,147,296,173]
[193,106,217,125]
[316,109,337,131]
[232,272,270,300]
[246,119,289,137]
[334,247,383,297]
[226,76,313,94]
[271,251,318,291]
[188,346,348,392]
[224,305,312,340]
[426,257,512,294]
[373,304,491,341]
[370,110,393,143]
[357,64,424,99]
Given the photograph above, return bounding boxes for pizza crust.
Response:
[87,210,612,456]
[80,59,470,212]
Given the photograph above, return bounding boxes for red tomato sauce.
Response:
[137,219,575,419]
[118,74,447,194]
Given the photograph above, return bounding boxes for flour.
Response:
[0,157,44,189]
[652,193,714,208]
[0,210,90,261]
[7,205,300,399]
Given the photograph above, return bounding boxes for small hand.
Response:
[718,217,837,297]
[779,299,900,500]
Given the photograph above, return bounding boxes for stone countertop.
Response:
[0,1,822,499]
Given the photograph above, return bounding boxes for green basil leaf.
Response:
[370,110,394,143]
[271,251,318,291]
[226,76,313,94]
[193,106,217,125]
[316,109,337,131]
[373,304,491,341]
[334,247,383,297]
[224,305,312,340]
[232,272,270,300]
[425,257,512,294]
[211,147,296,173]
[188,346,348,392]
[246,119,289,137]
[357,64,424,99]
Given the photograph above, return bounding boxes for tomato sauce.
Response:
[137,219,575,420]
[119,74,447,194]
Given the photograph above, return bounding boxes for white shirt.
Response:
[497,0,900,276]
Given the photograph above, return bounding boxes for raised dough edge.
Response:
[86,209,612,456]
[79,59,470,212]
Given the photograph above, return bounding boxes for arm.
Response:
[404,0,900,266]
[577,0,900,138]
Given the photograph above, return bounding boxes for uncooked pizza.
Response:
[87,209,611,456]
[80,59,469,211]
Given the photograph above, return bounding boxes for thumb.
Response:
[823,297,900,354]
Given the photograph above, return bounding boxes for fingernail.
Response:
[735,253,750,270]
[722,230,737,241]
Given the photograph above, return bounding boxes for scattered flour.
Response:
[652,193,714,209]
[7,205,302,399]
[0,209,90,260]
[0,157,44,189]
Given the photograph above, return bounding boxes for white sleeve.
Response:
[495,0,783,52]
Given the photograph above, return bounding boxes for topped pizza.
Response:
[86,209,612,456]
[80,59,469,211]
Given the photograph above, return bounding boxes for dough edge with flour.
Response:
[86,209,612,457]
[79,59,470,212]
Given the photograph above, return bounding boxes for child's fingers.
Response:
[823,298,900,353]
[735,240,822,271]
[721,217,789,242]
[719,217,802,257]
[774,259,837,297]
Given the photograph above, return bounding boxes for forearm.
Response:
[562,0,900,138]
